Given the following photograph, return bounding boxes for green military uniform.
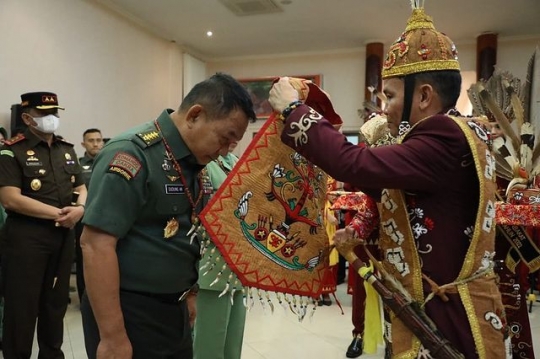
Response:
[193,152,247,359]
[0,128,83,359]
[74,152,96,301]
[79,153,95,187]
[81,109,211,358]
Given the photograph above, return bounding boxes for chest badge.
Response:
[65,153,71,160]
[167,175,179,182]
[164,217,179,239]
[39,169,46,175]
[26,150,35,156]
[162,159,171,171]
[71,175,75,183]
[31,179,42,191]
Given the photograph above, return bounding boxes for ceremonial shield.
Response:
[199,115,328,298]
[199,78,342,301]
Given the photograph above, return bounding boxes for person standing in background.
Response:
[193,140,249,359]
[75,128,104,302]
[0,92,86,359]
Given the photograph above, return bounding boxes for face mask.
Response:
[32,114,60,134]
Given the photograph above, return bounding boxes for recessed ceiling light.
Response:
[207,31,213,37]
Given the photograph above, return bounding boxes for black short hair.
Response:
[414,70,462,111]
[83,128,102,138]
[180,73,256,122]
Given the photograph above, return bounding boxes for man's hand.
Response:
[186,293,197,328]
[97,334,133,359]
[56,205,84,228]
[333,226,363,255]
[269,77,300,113]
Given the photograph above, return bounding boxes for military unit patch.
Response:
[108,152,142,181]
[0,150,14,157]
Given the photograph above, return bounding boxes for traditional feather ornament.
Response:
[478,83,521,151]
[468,65,539,194]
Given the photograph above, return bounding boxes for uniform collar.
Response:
[24,127,61,148]
[156,109,192,161]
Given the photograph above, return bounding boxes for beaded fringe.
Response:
[199,228,318,322]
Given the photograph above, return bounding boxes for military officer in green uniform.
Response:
[74,128,104,302]
[80,73,255,359]
[0,92,86,359]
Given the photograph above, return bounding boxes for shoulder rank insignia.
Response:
[136,130,162,148]
[3,134,26,146]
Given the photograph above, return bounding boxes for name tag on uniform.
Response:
[26,161,43,166]
[165,184,185,195]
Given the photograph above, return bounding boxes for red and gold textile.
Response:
[496,202,540,227]
[199,78,342,299]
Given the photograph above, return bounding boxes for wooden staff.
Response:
[336,239,465,359]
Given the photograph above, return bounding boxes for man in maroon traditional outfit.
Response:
[268,3,506,358]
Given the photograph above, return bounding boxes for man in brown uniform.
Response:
[269,4,506,358]
[0,92,86,359]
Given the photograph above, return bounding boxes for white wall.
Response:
[0,0,184,156]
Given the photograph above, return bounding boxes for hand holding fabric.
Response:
[269,77,300,113]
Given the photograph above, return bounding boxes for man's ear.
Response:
[418,84,434,111]
[185,105,204,125]
[21,112,35,126]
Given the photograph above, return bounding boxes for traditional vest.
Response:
[377,116,505,359]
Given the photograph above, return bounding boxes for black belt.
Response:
[120,285,198,305]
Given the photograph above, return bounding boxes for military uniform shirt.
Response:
[79,153,95,188]
[83,109,205,293]
[0,129,83,212]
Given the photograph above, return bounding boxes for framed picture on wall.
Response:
[239,75,321,119]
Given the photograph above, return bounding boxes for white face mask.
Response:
[32,114,60,134]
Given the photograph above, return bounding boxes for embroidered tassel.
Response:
[309,297,317,320]
[200,238,212,257]
[248,287,255,310]
[277,292,288,313]
[265,291,274,313]
[209,262,227,287]
[187,222,198,237]
[202,255,220,276]
[292,295,299,318]
[218,273,234,298]
[257,289,267,313]
[242,288,248,308]
[230,279,240,305]
[284,294,295,315]
[200,247,215,271]
[189,230,198,245]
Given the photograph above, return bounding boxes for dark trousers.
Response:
[1,217,74,359]
[81,290,193,359]
[74,221,85,302]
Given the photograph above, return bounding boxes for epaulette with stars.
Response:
[134,129,162,148]
[3,134,26,146]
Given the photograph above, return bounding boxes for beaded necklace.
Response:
[154,120,203,225]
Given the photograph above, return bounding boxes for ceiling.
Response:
[92,0,540,61]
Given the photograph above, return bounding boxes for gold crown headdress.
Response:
[382,0,460,79]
